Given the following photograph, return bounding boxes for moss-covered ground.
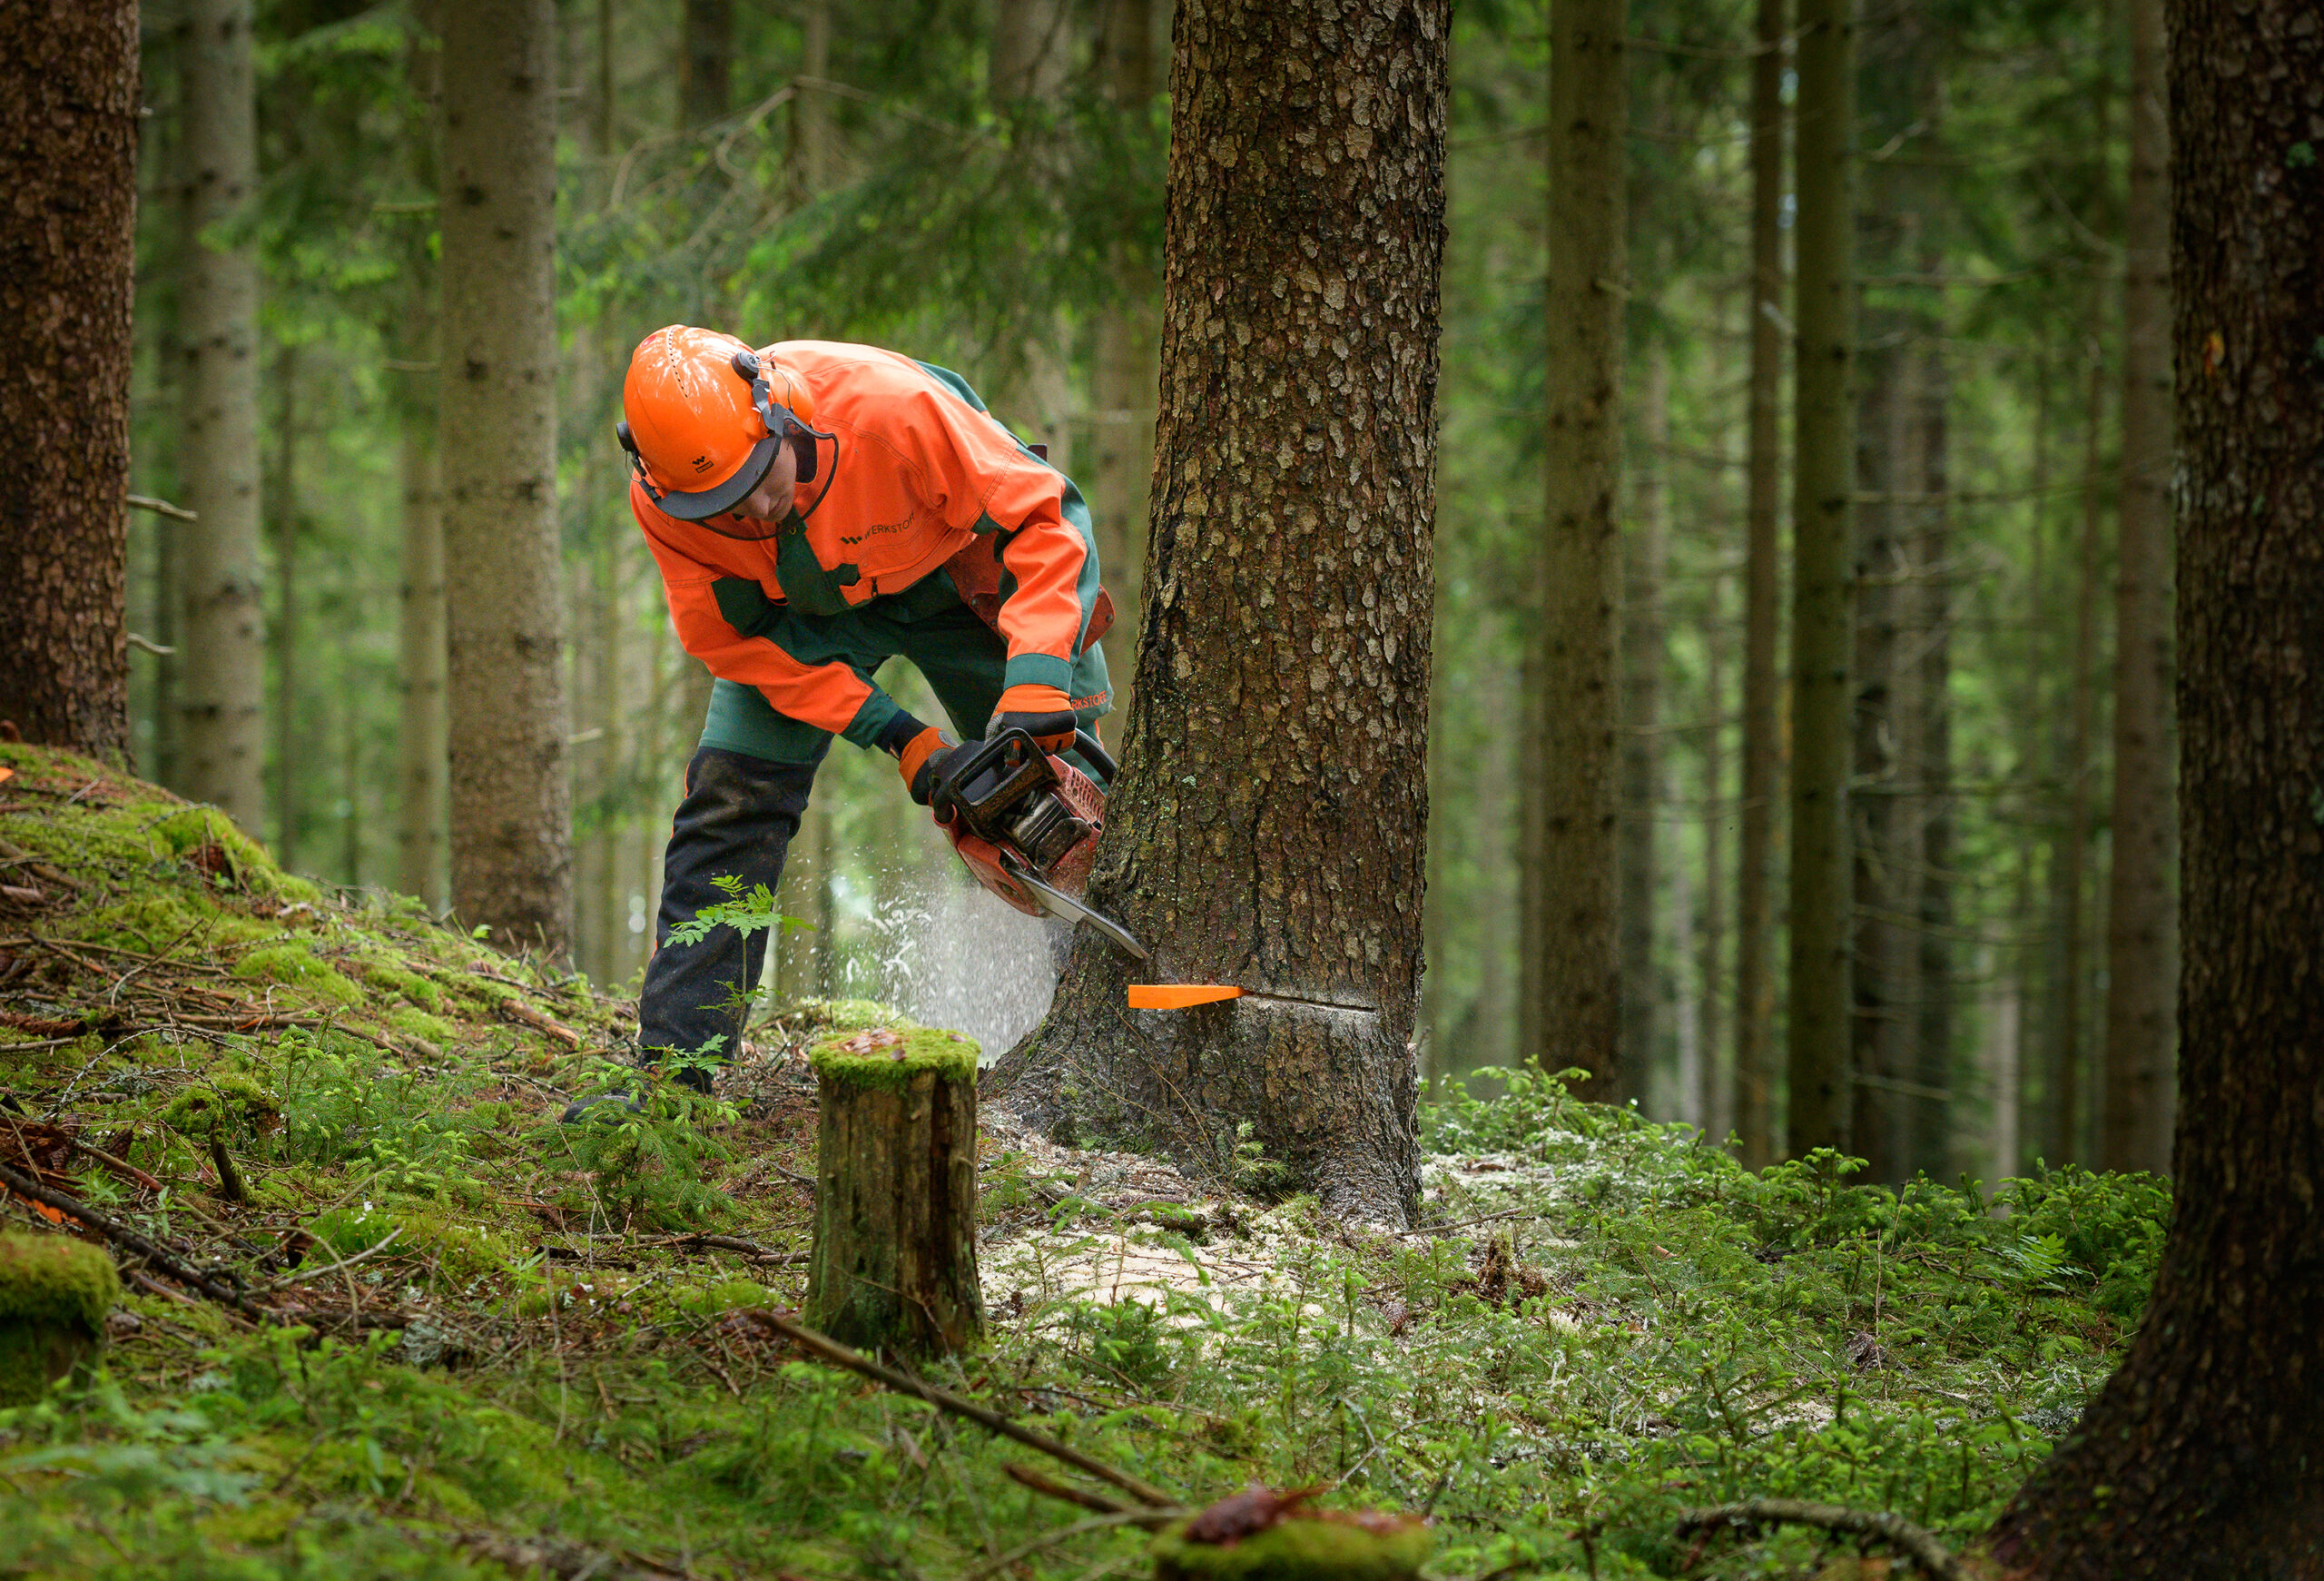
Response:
[0,744,2168,1578]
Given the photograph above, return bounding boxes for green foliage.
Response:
[542,1057,740,1231]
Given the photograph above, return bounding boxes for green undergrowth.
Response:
[0,746,2170,1577]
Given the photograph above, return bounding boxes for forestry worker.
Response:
[579,326,1115,1109]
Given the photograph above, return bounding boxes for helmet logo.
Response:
[691,453,713,472]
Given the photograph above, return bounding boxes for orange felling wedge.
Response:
[1127,984,1244,1009]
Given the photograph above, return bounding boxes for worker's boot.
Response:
[564,747,814,1122]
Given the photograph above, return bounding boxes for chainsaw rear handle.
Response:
[1072,728,1118,783]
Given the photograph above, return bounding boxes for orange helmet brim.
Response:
[642,434,782,520]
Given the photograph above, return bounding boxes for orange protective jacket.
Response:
[631,341,1108,747]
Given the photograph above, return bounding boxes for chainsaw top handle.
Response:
[1072,728,1118,782]
[927,727,1053,831]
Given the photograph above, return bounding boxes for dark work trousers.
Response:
[636,746,820,1089]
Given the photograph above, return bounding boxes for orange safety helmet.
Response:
[615,326,826,521]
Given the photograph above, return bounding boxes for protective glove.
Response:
[895,724,974,806]
[986,683,1078,754]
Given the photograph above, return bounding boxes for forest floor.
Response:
[0,741,2170,1580]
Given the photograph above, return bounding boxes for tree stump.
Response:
[804,1024,985,1355]
[1151,1499,1431,1581]
[0,1233,119,1406]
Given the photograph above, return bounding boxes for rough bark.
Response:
[0,0,138,760]
[806,1042,985,1356]
[1784,0,1856,1158]
[1984,0,2324,1567]
[1734,0,1786,1169]
[990,0,1447,1226]
[440,0,572,955]
[1520,0,1626,1098]
[1619,343,1669,1104]
[177,0,266,825]
[2100,0,2177,1178]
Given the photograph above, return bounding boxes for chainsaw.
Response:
[927,727,1149,961]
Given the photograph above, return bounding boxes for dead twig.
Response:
[261,1227,403,1294]
[1398,1205,1532,1238]
[1673,1497,1966,1579]
[0,1157,265,1321]
[744,1309,1178,1509]
[1005,1461,1167,1520]
[645,1231,809,1265]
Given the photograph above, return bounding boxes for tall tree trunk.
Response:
[1849,313,1907,1182]
[1620,342,1669,1107]
[1784,0,1856,1158]
[270,348,300,866]
[0,0,137,759]
[991,0,1448,1225]
[1090,0,1159,737]
[2101,0,2176,1177]
[1734,0,1787,1168]
[1521,0,1627,1097]
[990,0,1073,104]
[1984,0,2324,1565]
[677,0,732,131]
[440,0,572,955]
[395,0,448,914]
[152,25,189,789]
[988,0,1078,474]
[796,0,834,193]
[2053,319,2106,1167]
[398,417,449,910]
[177,0,265,825]
[1909,332,1953,1174]
[1699,570,1729,1139]
[1618,346,1668,1090]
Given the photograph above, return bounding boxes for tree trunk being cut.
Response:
[805,1027,985,1356]
[990,0,1448,1227]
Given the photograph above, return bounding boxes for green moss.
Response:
[161,1072,283,1140]
[387,1005,460,1045]
[663,1278,780,1319]
[70,890,274,953]
[0,1233,120,1406]
[807,1023,980,1091]
[361,961,444,1012]
[233,943,363,1006]
[1152,1515,1432,1581]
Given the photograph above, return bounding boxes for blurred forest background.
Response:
[122,0,2166,1189]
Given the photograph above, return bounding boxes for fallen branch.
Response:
[744,1309,1178,1509]
[1005,1461,1177,1522]
[646,1231,809,1265]
[1674,1497,1966,1579]
[0,1157,264,1321]
[501,1000,584,1049]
